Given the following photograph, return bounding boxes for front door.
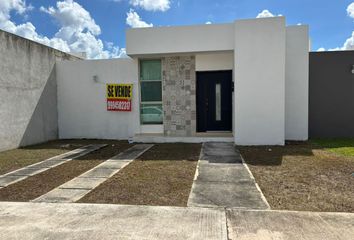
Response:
[196,71,232,132]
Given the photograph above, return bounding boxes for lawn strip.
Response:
[311,138,354,157]
[79,143,201,206]
[239,142,354,212]
[0,141,132,202]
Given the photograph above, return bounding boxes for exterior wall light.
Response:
[352,65,354,74]
[93,75,98,83]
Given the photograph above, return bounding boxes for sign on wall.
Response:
[106,84,133,112]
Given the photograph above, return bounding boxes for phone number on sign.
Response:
[107,99,131,111]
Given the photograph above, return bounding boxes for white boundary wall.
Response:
[0,30,79,151]
[234,17,286,145]
[57,59,140,140]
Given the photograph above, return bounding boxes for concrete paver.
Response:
[26,159,67,169]
[33,144,154,203]
[97,160,131,169]
[0,202,227,240]
[31,189,90,203]
[188,142,269,209]
[199,142,243,164]
[0,144,106,188]
[81,167,119,178]
[0,175,27,187]
[7,167,48,176]
[58,177,105,190]
[196,164,253,183]
[227,209,354,240]
[190,181,269,209]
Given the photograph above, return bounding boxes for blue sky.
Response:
[1,0,353,58]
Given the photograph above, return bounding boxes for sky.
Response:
[0,0,353,59]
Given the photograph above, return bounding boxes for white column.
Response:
[285,25,309,141]
[234,17,286,145]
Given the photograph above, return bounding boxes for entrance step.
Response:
[188,142,269,209]
[133,134,233,143]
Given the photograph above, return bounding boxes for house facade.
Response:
[56,16,309,146]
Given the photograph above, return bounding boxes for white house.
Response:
[57,16,309,145]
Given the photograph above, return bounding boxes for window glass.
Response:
[140,60,162,81]
[140,59,163,125]
[215,83,221,121]
[141,82,162,102]
[140,104,163,124]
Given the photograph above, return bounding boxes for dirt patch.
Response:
[239,142,354,212]
[0,140,132,202]
[79,143,201,206]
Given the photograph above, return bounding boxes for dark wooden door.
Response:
[196,71,232,132]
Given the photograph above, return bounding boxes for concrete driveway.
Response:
[0,202,353,240]
[188,142,269,209]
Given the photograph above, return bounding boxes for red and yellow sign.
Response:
[106,84,133,111]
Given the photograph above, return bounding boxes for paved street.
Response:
[0,202,353,240]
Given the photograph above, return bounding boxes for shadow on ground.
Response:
[238,141,317,166]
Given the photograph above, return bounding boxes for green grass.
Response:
[311,138,354,157]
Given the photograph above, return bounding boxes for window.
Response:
[215,83,221,121]
[140,60,163,124]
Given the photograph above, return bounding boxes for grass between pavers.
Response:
[0,140,132,202]
[311,138,354,157]
[239,141,354,213]
[79,143,201,207]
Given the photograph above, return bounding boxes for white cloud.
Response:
[129,0,170,12]
[0,0,70,52]
[126,9,153,28]
[317,47,326,52]
[40,0,112,59]
[205,21,212,24]
[106,41,128,58]
[40,2,101,36]
[256,9,282,18]
[339,31,354,50]
[256,9,275,18]
[0,0,27,21]
[327,33,354,51]
[347,2,354,19]
[0,0,125,59]
[328,3,354,51]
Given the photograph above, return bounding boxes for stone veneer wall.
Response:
[162,56,196,136]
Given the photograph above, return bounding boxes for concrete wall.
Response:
[285,25,309,140]
[126,24,234,56]
[57,58,140,140]
[196,52,234,71]
[234,17,286,145]
[0,30,79,152]
[309,50,354,138]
